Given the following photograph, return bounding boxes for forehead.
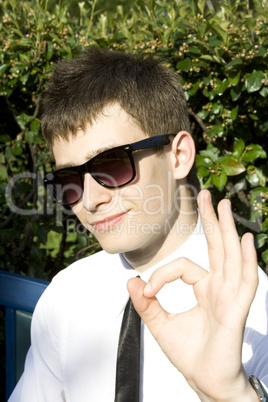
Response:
[52,104,144,168]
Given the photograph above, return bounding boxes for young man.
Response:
[9,47,268,401]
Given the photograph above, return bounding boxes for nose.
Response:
[81,173,114,212]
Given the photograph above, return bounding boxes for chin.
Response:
[96,231,154,257]
[97,240,133,255]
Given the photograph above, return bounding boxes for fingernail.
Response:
[226,199,232,212]
[144,283,151,296]
[198,190,211,214]
[206,190,212,203]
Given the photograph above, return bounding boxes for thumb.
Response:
[127,277,168,339]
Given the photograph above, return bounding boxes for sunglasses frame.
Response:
[44,134,175,206]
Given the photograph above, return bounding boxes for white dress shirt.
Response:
[9,219,268,401]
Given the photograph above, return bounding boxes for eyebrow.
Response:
[55,143,126,170]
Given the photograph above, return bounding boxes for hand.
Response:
[128,189,259,402]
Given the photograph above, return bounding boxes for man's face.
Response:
[52,104,181,260]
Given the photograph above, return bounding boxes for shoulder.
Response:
[32,250,129,329]
[38,249,134,304]
[52,250,121,284]
[35,250,122,307]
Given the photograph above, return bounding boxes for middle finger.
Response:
[197,190,224,273]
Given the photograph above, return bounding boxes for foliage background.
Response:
[0,0,267,283]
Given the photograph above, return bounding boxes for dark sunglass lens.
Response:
[53,170,83,205]
[91,149,134,187]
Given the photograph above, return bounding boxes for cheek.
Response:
[119,159,175,215]
[142,186,166,216]
[141,170,176,216]
[116,184,144,211]
[71,202,85,217]
[119,181,175,218]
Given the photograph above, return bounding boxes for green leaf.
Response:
[260,87,268,97]
[212,171,227,191]
[45,41,54,61]
[196,154,214,168]
[188,81,200,96]
[262,218,268,233]
[255,233,267,249]
[206,124,225,138]
[176,57,191,72]
[233,139,245,159]
[197,109,209,119]
[218,78,229,95]
[220,156,245,176]
[200,55,215,62]
[246,166,266,186]
[25,131,35,144]
[255,168,267,187]
[20,73,29,85]
[230,86,241,101]
[203,175,212,188]
[197,0,206,14]
[208,38,223,48]
[245,71,265,93]
[250,186,268,197]
[196,59,207,69]
[5,146,14,161]
[211,24,227,43]
[256,46,266,57]
[30,119,41,133]
[202,87,215,100]
[16,113,32,130]
[77,232,88,248]
[11,142,23,156]
[188,46,201,55]
[230,106,239,121]
[0,64,9,75]
[10,27,23,38]
[200,144,220,161]
[16,38,33,47]
[242,144,267,163]
[0,165,8,181]
[211,103,222,114]
[163,28,172,44]
[19,53,30,62]
[197,166,210,178]
[203,74,212,86]
[228,71,241,86]
[261,248,268,264]
[224,59,243,70]
[249,113,259,121]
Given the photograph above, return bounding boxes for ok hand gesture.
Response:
[128,190,259,402]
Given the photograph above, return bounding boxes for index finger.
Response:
[142,257,208,298]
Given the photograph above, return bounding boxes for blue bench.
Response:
[0,270,49,400]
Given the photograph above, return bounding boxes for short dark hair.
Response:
[41,47,199,190]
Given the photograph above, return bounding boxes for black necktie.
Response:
[114,297,141,402]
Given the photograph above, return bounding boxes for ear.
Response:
[171,131,196,180]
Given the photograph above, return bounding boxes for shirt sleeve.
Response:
[8,281,66,402]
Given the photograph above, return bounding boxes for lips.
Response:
[91,212,128,231]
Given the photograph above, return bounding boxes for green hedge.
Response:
[0,0,267,279]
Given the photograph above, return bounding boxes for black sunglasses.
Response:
[44,134,175,206]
